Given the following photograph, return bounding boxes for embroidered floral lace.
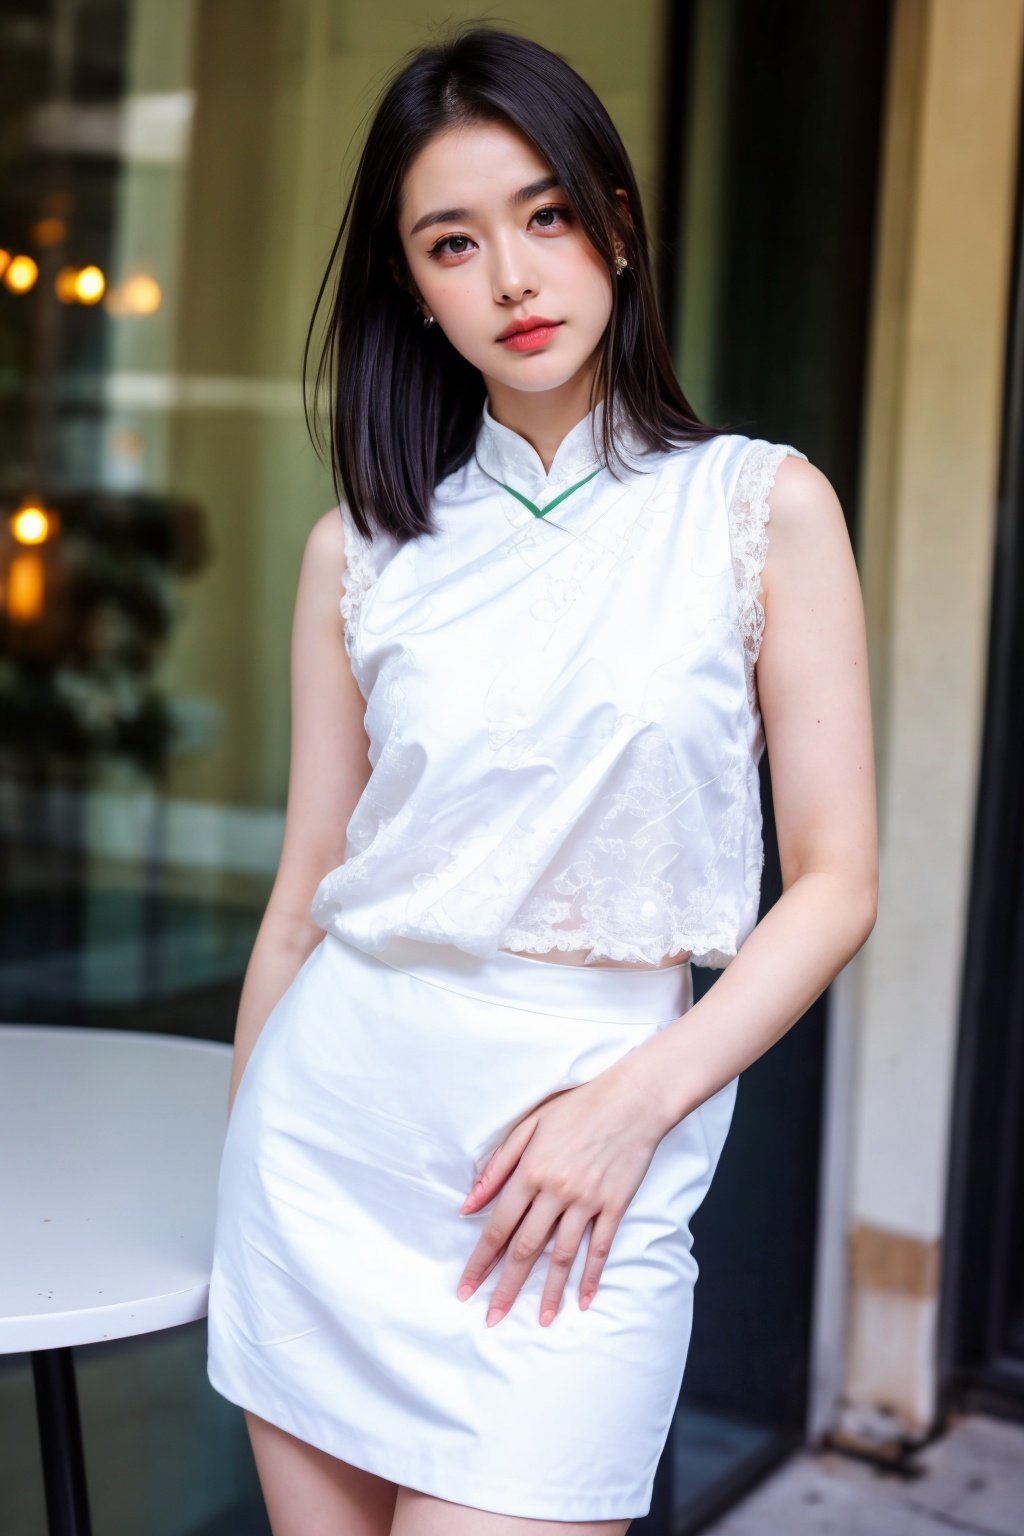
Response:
[312,403,807,968]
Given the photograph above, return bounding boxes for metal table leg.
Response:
[31,1348,93,1536]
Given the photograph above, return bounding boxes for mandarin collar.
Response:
[474,395,650,511]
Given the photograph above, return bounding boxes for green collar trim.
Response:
[494,467,602,519]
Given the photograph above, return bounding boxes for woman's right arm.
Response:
[225,506,372,1121]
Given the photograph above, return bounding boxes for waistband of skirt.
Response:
[337,932,694,1025]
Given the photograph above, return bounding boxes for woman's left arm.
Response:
[623,452,879,1132]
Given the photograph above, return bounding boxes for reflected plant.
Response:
[0,490,210,779]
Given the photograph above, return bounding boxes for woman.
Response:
[206,23,877,1536]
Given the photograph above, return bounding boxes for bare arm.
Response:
[621,453,879,1130]
[226,506,372,1120]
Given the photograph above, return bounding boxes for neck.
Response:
[483,363,603,475]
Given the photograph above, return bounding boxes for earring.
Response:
[423,313,436,327]
[614,254,628,276]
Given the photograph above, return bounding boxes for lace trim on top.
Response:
[727,441,809,715]
[338,503,377,663]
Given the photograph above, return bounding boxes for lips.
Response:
[496,316,562,341]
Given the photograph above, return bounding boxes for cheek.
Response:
[558,238,613,300]
[566,257,614,328]
[430,280,488,339]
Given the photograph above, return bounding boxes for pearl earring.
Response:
[423,313,436,327]
[614,254,628,275]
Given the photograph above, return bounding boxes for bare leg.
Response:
[245,1409,399,1536]
[391,1487,631,1536]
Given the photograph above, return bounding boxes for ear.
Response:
[612,186,634,256]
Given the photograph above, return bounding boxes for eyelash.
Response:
[426,203,574,261]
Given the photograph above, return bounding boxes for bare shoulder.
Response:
[761,453,854,599]
[305,503,347,567]
[295,504,351,609]
[768,452,847,538]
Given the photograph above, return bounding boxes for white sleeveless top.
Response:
[310,397,807,968]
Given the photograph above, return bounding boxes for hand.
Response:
[455,1050,669,1328]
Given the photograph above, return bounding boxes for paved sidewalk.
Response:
[704,1413,1023,1535]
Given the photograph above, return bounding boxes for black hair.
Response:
[303,22,728,543]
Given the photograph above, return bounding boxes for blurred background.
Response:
[1,1,1022,1533]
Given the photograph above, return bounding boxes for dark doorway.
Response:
[643,2,895,1530]
[940,53,1024,1428]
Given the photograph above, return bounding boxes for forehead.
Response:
[400,121,555,218]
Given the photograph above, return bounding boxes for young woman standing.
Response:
[206,25,877,1536]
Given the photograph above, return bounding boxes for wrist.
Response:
[614,1034,687,1141]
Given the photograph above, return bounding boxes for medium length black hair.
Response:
[303,22,727,543]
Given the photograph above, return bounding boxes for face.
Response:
[396,119,622,401]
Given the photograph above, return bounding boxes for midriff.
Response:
[498,945,692,971]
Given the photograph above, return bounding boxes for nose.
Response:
[490,232,538,305]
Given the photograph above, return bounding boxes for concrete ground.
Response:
[703,1412,1024,1536]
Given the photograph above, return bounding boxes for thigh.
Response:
[245,1410,399,1536]
[391,1487,631,1535]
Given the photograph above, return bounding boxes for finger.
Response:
[537,1206,593,1327]
[456,1228,511,1301]
[460,1116,537,1213]
[484,1194,563,1326]
[481,1240,508,1280]
[476,1234,511,1289]
[456,1181,532,1299]
[578,1205,623,1311]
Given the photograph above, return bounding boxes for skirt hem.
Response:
[206,1356,655,1521]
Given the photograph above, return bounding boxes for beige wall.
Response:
[838,0,1023,1440]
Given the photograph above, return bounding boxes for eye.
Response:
[427,232,477,261]
[530,204,574,231]
[426,205,577,262]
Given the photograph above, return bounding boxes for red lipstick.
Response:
[496,316,563,352]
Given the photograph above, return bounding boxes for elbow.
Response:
[792,863,878,952]
[861,888,879,943]
[852,871,879,950]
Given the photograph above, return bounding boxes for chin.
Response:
[487,354,601,396]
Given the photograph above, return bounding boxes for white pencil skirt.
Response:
[206,930,738,1522]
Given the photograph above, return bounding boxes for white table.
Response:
[0,1024,232,1536]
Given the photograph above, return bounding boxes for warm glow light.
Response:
[74,265,105,303]
[55,266,79,303]
[105,273,162,316]
[55,264,108,304]
[4,255,38,292]
[124,273,161,314]
[0,249,11,278]
[31,216,67,247]
[11,504,53,545]
[6,552,45,621]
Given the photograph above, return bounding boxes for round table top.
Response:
[0,1023,231,1353]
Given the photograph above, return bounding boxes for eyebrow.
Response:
[407,174,563,238]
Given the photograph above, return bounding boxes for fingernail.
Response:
[486,1305,504,1327]
[580,1292,593,1310]
[457,1282,473,1301]
[540,1307,555,1326]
